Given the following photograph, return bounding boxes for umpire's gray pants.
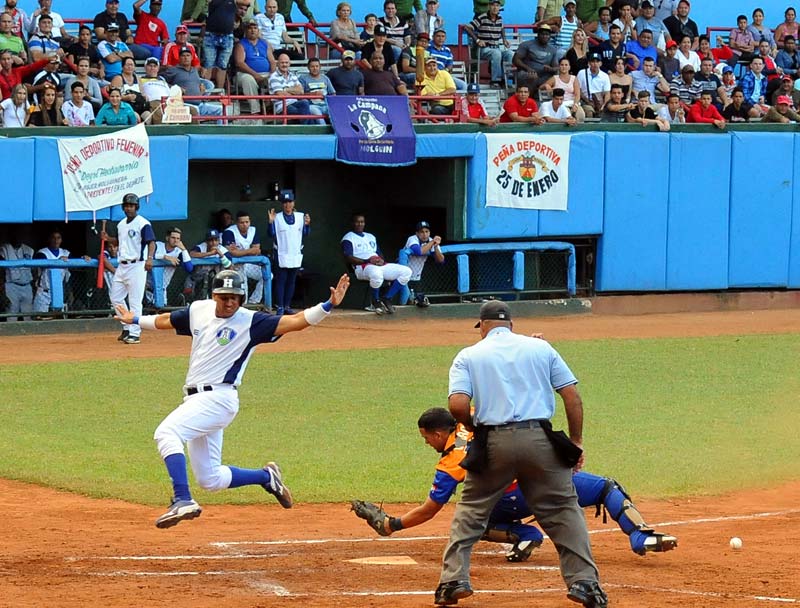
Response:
[439,423,599,587]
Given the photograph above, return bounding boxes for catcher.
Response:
[352,407,677,562]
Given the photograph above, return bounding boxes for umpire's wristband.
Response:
[389,517,404,532]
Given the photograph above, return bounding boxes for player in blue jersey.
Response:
[114,269,350,528]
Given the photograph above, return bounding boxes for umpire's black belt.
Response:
[185,384,237,396]
[118,259,140,265]
[487,419,544,431]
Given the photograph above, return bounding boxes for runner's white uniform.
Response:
[110,214,154,338]
[153,300,280,491]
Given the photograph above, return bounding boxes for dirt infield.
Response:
[1,308,799,607]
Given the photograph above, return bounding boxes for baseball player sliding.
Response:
[352,407,677,560]
[100,193,155,344]
[114,269,350,529]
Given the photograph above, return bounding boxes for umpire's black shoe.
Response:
[434,581,473,606]
[567,580,608,608]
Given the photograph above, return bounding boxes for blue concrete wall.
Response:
[596,133,670,291]
[6,129,800,293]
[1,138,35,223]
[728,132,793,288]
[666,134,730,291]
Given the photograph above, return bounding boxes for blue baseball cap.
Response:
[722,65,733,74]
[467,83,480,93]
[416,220,431,231]
[279,189,295,202]
[206,229,220,240]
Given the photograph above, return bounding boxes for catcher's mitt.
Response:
[350,500,391,536]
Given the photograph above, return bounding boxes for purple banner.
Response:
[327,96,416,167]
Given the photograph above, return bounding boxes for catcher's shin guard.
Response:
[600,477,677,555]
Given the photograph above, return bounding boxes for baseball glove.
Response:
[350,500,391,536]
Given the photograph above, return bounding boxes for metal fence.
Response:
[400,242,575,303]
[0,257,272,320]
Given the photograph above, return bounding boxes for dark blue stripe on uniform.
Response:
[222,312,281,384]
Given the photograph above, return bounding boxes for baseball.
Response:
[729,537,743,550]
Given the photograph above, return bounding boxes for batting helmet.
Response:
[212,270,246,296]
[122,192,140,207]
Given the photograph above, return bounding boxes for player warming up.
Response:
[352,407,677,560]
[114,269,350,529]
[101,193,155,345]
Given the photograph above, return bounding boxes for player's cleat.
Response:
[117,329,129,342]
[567,580,608,608]
[642,532,678,554]
[123,335,141,344]
[155,498,202,529]
[380,298,395,314]
[415,295,431,308]
[284,307,296,315]
[505,538,543,562]
[370,300,386,315]
[262,462,293,509]
[434,580,473,606]
[275,307,284,316]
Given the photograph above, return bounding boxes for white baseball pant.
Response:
[4,282,33,320]
[110,262,147,337]
[153,386,239,492]
[354,263,412,289]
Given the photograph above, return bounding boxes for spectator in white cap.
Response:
[327,50,365,95]
[419,54,456,115]
[98,22,133,79]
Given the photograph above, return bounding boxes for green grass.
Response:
[1,334,798,505]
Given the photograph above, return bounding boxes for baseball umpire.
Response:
[352,407,677,561]
[114,269,350,529]
[435,300,607,607]
[101,193,155,344]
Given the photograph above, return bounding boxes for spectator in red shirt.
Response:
[163,24,201,67]
[687,90,726,128]
[499,84,544,124]
[0,49,50,100]
[463,82,497,126]
[133,0,169,60]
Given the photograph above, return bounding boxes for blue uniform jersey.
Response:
[170,299,280,386]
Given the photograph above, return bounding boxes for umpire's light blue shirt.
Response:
[448,327,577,426]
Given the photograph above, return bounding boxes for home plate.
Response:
[347,556,418,565]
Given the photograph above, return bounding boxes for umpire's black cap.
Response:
[475,300,511,327]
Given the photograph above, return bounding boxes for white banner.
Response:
[58,123,153,214]
[485,133,571,211]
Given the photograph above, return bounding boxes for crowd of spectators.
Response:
[490,0,800,126]
[2,0,800,126]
